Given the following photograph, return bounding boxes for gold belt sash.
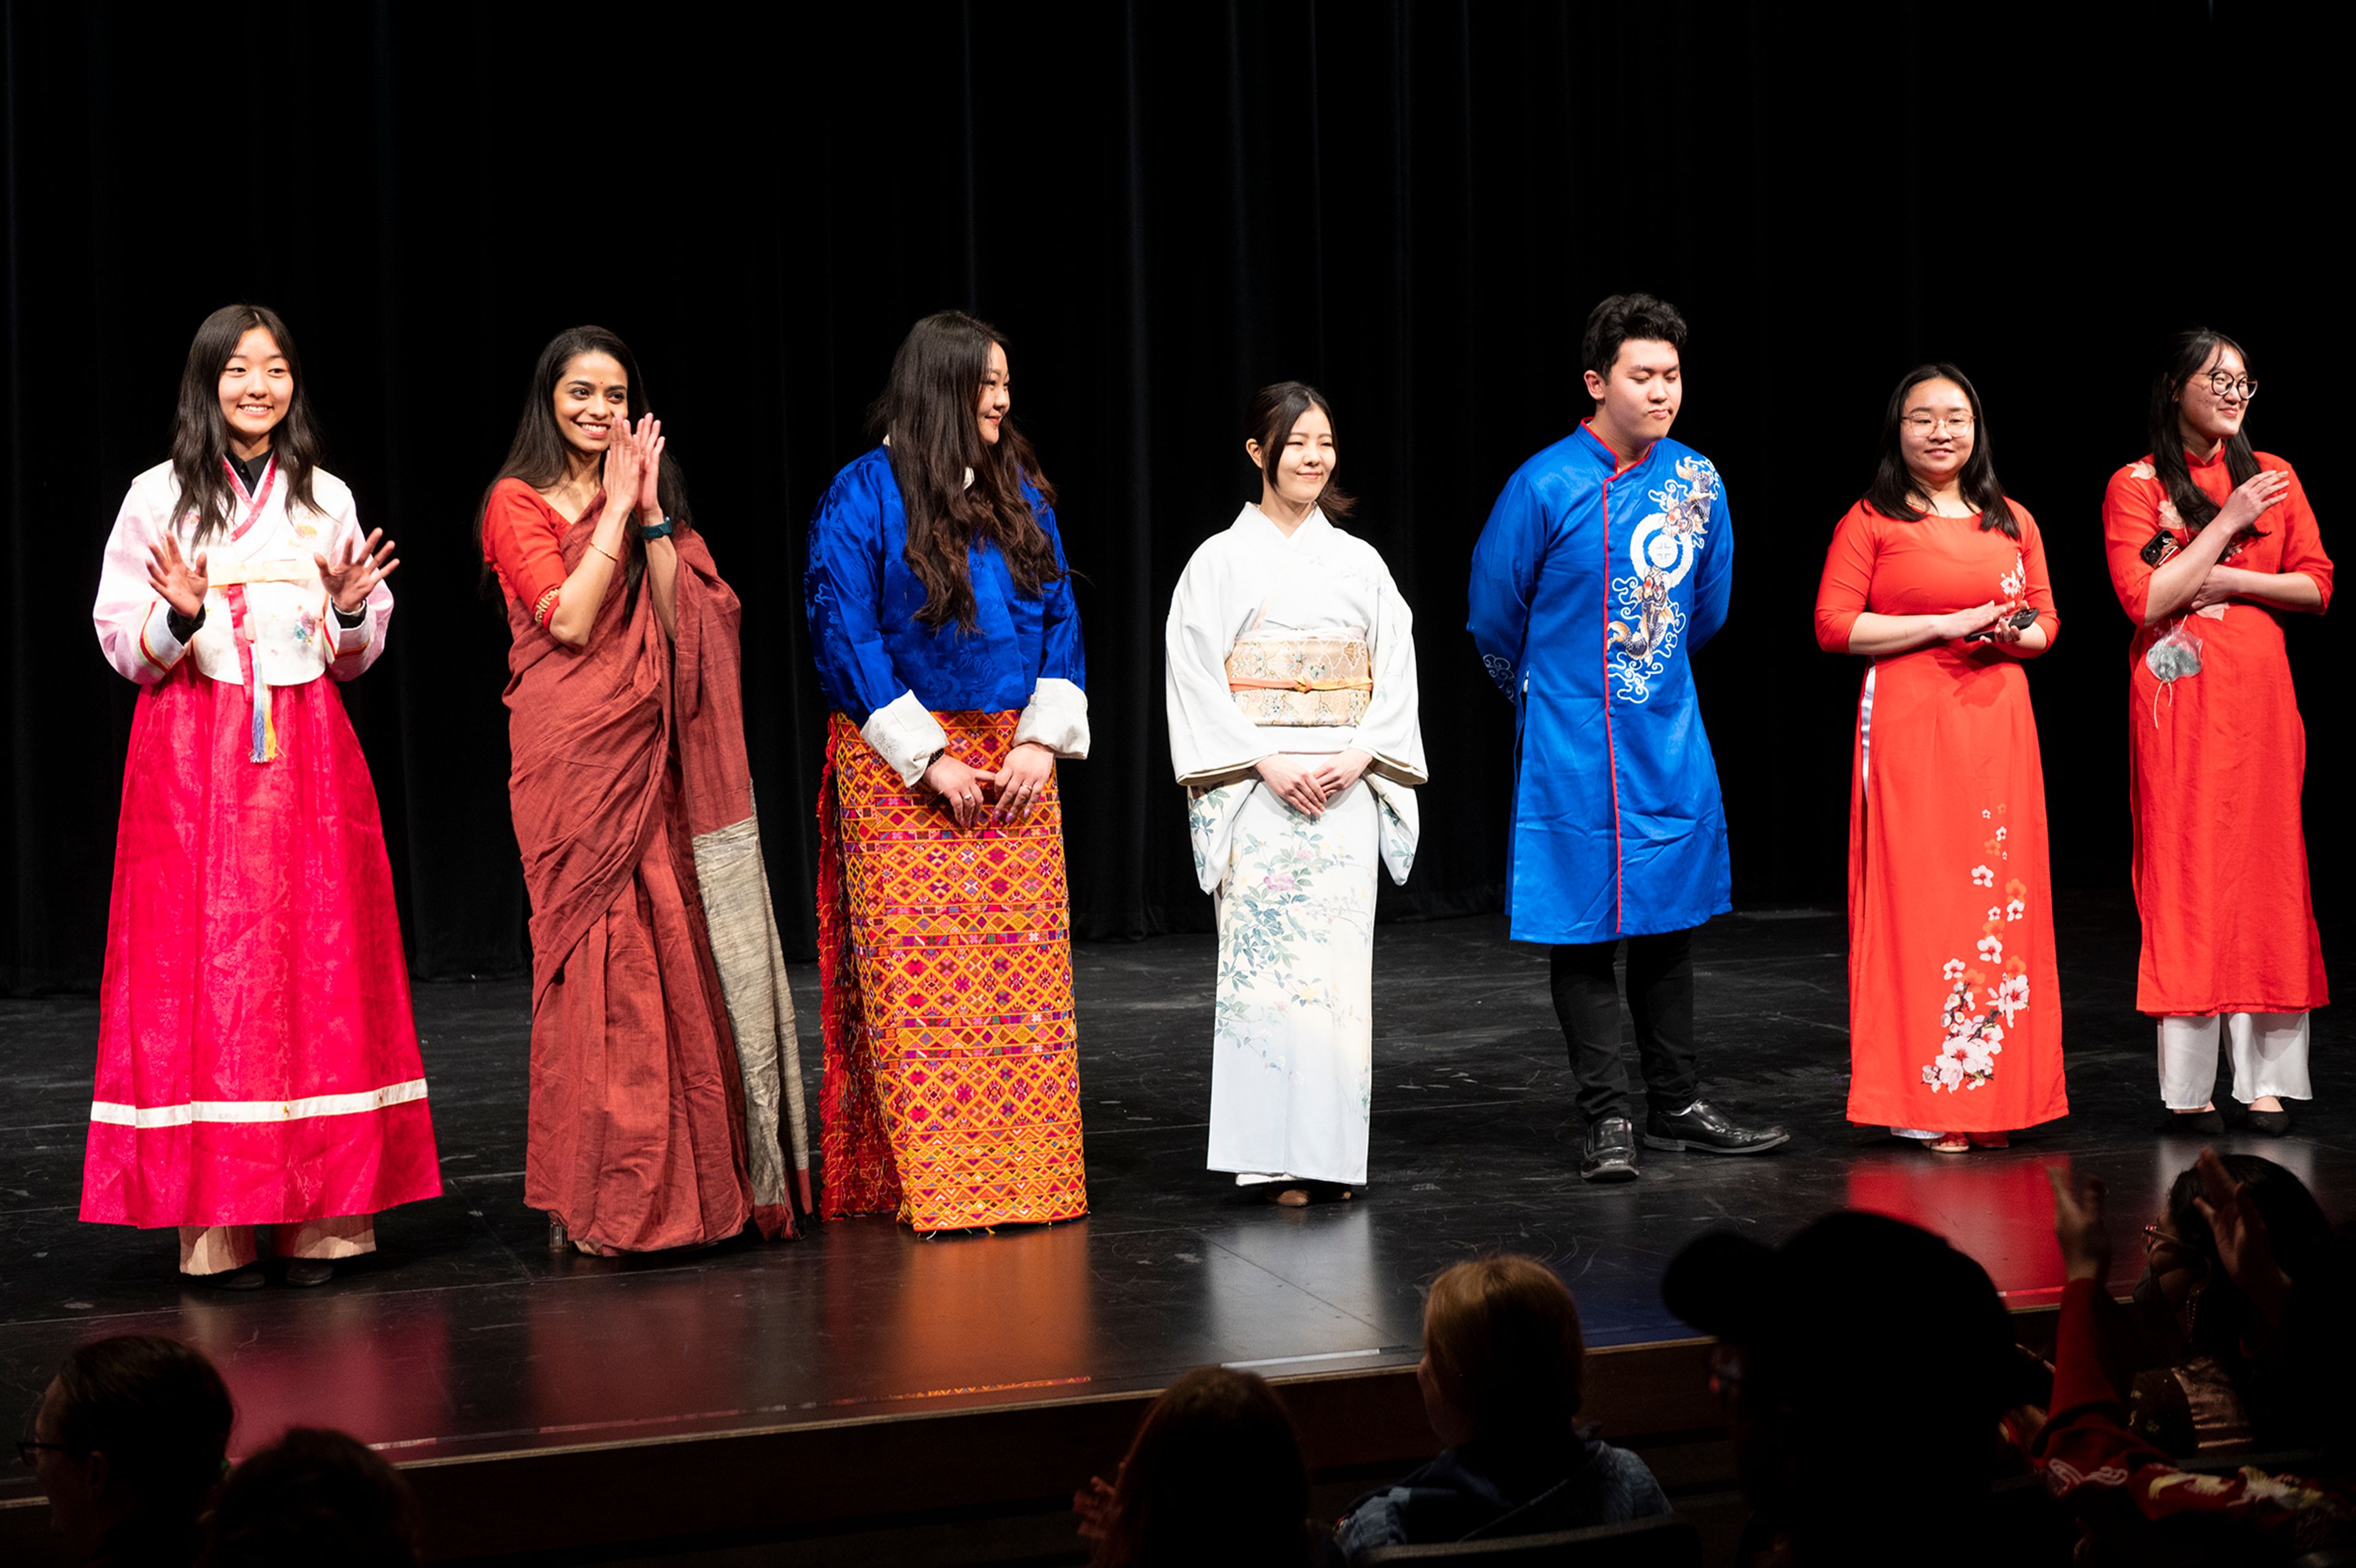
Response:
[1225,633,1372,726]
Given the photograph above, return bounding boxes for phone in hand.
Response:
[1965,607,2039,643]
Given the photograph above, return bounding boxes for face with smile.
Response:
[218,326,292,459]
[976,341,1011,446]
[552,352,630,461]
[1898,377,1976,494]
[2176,342,2252,453]
[1584,339,1682,458]
[1249,402,1338,512]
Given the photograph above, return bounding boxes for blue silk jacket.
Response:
[1466,423,1734,944]
[804,445,1085,720]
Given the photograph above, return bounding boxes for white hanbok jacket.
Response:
[93,458,388,689]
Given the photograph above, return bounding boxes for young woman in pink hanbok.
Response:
[83,304,441,1287]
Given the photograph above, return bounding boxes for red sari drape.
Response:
[2100,450,2331,1017]
[1815,502,2069,1133]
[502,512,752,1253]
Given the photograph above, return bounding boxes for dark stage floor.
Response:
[2,896,2350,1488]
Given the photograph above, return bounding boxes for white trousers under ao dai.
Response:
[2157,1012,2311,1109]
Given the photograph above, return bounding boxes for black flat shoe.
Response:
[2246,1108,2293,1137]
[280,1259,335,1288]
[1644,1101,1789,1155]
[2158,1109,2225,1136]
[1580,1116,1639,1183]
[191,1264,264,1291]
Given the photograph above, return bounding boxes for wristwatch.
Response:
[638,517,675,542]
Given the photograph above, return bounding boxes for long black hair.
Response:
[1861,363,2018,539]
[869,310,1063,631]
[171,304,327,544]
[1242,382,1353,519]
[473,326,693,597]
[2148,328,2260,531]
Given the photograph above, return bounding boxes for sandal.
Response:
[1927,1132,1971,1155]
[1263,1180,1355,1207]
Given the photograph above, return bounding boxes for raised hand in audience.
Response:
[2046,1166,2111,1284]
[2193,1147,2293,1330]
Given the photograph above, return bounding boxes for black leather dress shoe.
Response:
[2157,1109,2226,1136]
[192,1264,264,1291]
[1580,1116,1639,1183]
[1644,1101,1789,1155]
[2247,1107,2293,1137]
[281,1259,335,1288]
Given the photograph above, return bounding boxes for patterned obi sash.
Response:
[1225,631,1372,726]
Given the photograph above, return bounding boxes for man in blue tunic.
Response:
[1468,294,1786,1182]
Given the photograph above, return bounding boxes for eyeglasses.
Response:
[2142,1222,2189,1251]
[2200,371,2258,401]
[17,1439,79,1470]
[1901,413,1974,434]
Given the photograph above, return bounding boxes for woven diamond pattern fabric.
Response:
[815,710,1088,1231]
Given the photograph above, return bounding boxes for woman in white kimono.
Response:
[1165,382,1426,1205]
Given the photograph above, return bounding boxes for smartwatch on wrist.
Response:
[638,516,675,542]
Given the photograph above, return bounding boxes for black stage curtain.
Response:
[1,1,2345,992]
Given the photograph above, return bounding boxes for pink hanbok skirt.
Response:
[80,665,442,1229]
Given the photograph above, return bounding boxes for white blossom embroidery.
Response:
[1923,812,2031,1094]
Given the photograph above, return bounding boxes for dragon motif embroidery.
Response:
[1607,455,1717,702]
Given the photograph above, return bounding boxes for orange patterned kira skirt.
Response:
[815,710,1088,1231]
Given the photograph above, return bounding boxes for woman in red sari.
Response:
[86,304,440,1286]
[479,326,806,1254]
[1814,364,2067,1152]
[2101,331,2330,1137]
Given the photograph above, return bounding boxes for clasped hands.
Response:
[1932,599,2025,645]
[1255,748,1373,818]
[924,742,1055,829]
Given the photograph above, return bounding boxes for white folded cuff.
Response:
[861,690,950,786]
[136,600,195,674]
[1012,677,1090,758]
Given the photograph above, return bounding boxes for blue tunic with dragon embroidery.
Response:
[1467,423,1734,944]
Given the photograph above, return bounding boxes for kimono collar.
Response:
[1238,502,1328,549]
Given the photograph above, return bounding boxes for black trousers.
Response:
[1549,928,1700,1127]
